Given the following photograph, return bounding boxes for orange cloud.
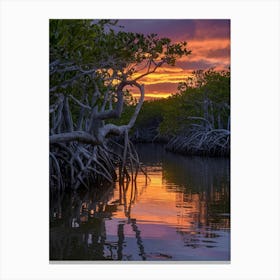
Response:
[137,71,190,85]
[179,38,230,69]
[125,25,230,99]
[134,92,171,100]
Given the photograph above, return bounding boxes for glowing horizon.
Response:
[118,19,230,99]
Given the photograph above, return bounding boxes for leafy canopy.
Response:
[50,19,191,96]
[121,68,230,136]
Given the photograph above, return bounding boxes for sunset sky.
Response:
[118,19,230,99]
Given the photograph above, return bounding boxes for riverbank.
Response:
[129,127,230,158]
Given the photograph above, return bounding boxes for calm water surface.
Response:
[50,144,230,261]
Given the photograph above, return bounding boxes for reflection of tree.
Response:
[50,177,147,260]
[135,143,229,191]
[117,223,124,260]
[160,150,230,248]
[130,218,146,260]
[50,144,230,260]
[50,185,112,260]
[161,150,229,227]
[133,143,230,250]
[162,152,229,191]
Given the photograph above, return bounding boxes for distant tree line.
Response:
[117,68,230,156]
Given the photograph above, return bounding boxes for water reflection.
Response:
[50,144,230,261]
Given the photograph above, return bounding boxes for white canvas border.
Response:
[0,0,279,279]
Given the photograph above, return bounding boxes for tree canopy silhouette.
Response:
[49,19,191,191]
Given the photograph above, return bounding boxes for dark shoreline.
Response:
[130,137,230,158]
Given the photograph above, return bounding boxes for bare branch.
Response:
[50,131,99,145]
[69,94,91,110]
[100,81,145,139]
[134,59,165,81]
[49,94,64,114]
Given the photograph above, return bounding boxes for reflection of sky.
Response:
[50,145,230,261]
[117,19,230,99]
[106,171,228,234]
[109,172,183,229]
[103,144,230,260]
[105,169,230,260]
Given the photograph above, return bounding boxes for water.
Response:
[50,143,230,261]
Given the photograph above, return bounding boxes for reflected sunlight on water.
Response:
[50,144,230,261]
